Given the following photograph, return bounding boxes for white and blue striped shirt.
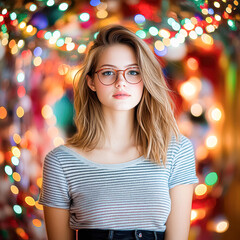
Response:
[38,134,198,231]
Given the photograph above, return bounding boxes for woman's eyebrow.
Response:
[99,63,139,68]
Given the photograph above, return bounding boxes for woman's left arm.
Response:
[165,184,194,240]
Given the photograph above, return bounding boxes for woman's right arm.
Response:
[43,206,75,240]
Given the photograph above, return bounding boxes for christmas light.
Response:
[11,156,20,166]
[195,184,208,196]
[42,105,53,119]
[12,147,20,158]
[205,172,218,186]
[134,14,146,24]
[13,205,22,214]
[5,165,13,175]
[59,3,69,11]
[90,0,101,7]
[53,136,65,146]
[47,0,55,7]
[136,30,146,39]
[16,106,24,118]
[79,12,90,22]
[149,26,158,36]
[206,135,218,149]
[77,44,87,53]
[0,106,7,119]
[191,103,203,117]
[13,172,21,181]
[96,10,108,19]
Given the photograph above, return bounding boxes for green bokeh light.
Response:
[136,30,146,39]
[205,172,218,186]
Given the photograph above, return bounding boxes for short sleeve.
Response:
[38,149,70,209]
[169,135,199,189]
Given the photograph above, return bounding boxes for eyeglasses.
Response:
[95,67,142,86]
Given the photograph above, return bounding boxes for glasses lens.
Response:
[98,69,116,85]
[125,68,141,84]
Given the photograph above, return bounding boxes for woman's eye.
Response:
[102,71,114,76]
[128,70,139,75]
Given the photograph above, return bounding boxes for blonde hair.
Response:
[66,25,180,165]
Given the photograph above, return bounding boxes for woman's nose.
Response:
[115,71,126,88]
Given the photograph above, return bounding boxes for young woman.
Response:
[39,25,198,240]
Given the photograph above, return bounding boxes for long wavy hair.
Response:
[66,25,180,165]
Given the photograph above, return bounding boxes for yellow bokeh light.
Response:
[16,106,24,118]
[11,45,19,55]
[214,1,220,8]
[66,42,75,51]
[65,37,72,44]
[195,184,208,196]
[191,210,198,221]
[18,39,25,48]
[35,200,43,210]
[190,17,198,25]
[215,14,221,21]
[58,64,69,75]
[202,8,208,15]
[191,103,203,117]
[187,57,199,71]
[206,135,218,149]
[25,196,35,206]
[32,219,42,227]
[2,38,8,46]
[13,134,21,144]
[154,40,164,51]
[226,7,232,14]
[37,177,42,188]
[53,136,65,147]
[26,25,33,33]
[77,44,87,54]
[49,37,57,45]
[201,34,214,45]
[11,185,19,195]
[162,38,171,46]
[0,106,7,119]
[206,25,215,33]
[216,220,229,233]
[33,57,42,66]
[96,10,108,19]
[210,108,222,121]
[12,146,21,158]
[41,105,53,119]
[206,17,212,23]
[0,151,4,165]
[19,21,26,29]
[13,172,21,182]
[158,29,170,38]
[179,81,197,100]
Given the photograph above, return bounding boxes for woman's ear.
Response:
[86,75,96,91]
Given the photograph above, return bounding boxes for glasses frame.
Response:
[95,67,142,86]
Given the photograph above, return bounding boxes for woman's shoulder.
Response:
[168,133,194,155]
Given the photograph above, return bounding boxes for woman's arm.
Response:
[165,184,194,240]
[43,206,75,240]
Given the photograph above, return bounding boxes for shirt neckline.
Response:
[60,145,145,169]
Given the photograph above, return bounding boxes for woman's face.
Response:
[87,44,144,112]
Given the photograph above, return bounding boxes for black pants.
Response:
[77,229,165,240]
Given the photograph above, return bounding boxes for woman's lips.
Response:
[113,94,131,99]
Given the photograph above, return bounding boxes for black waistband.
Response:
[77,229,165,240]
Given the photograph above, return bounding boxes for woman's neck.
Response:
[100,108,136,152]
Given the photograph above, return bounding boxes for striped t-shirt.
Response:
[38,134,198,232]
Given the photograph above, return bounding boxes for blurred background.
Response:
[0,0,240,239]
